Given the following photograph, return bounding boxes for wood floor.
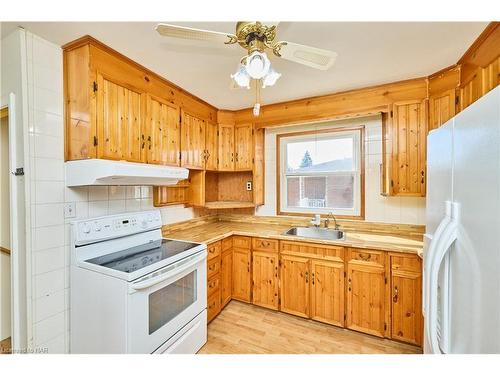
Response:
[199,301,422,354]
[0,337,11,354]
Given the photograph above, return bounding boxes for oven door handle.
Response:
[131,251,206,291]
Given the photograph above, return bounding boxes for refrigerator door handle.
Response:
[424,201,453,318]
[427,203,459,354]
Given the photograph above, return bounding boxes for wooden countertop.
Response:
[165,221,423,255]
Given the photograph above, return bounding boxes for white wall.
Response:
[21,33,199,353]
[256,116,426,224]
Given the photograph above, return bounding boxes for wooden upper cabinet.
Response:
[63,37,217,162]
[390,100,427,197]
[218,123,235,171]
[252,251,279,310]
[65,44,95,160]
[280,255,310,318]
[234,123,253,171]
[346,249,386,337]
[429,89,456,131]
[205,121,218,171]
[96,73,144,162]
[146,95,180,166]
[181,110,206,169]
[460,71,482,111]
[310,259,344,327]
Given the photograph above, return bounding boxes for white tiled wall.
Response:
[256,116,426,224]
[23,33,197,353]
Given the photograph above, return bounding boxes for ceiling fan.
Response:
[155,21,338,115]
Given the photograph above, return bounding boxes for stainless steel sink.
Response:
[283,227,345,240]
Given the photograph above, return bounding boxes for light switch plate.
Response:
[64,202,76,219]
[246,181,252,191]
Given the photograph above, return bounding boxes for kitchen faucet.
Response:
[324,212,339,230]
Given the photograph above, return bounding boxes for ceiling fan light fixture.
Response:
[231,65,251,89]
[262,67,281,88]
[245,51,271,79]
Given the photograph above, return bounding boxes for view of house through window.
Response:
[278,127,363,217]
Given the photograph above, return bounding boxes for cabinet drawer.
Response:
[207,241,221,260]
[348,248,385,266]
[207,289,221,323]
[280,240,344,262]
[207,274,220,297]
[252,237,278,252]
[221,237,233,251]
[233,236,251,249]
[391,253,422,273]
[207,256,221,279]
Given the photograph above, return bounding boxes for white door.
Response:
[449,86,500,353]
[424,115,454,354]
[7,93,28,352]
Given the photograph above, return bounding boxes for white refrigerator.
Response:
[424,86,500,353]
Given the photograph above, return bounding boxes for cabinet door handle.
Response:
[348,278,352,291]
[312,272,315,285]
[358,253,371,261]
[235,152,239,162]
[305,271,309,283]
[393,285,399,303]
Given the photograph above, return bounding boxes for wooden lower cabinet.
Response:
[252,251,279,310]
[279,255,310,318]
[232,246,252,302]
[346,260,386,338]
[206,237,422,348]
[310,259,345,327]
[220,247,232,308]
[390,253,423,346]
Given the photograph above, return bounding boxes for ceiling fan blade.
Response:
[274,41,337,70]
[155,23,237,44]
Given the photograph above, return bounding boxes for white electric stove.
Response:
[70,210,207,354]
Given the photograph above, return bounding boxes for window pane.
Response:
[286,136,354,173]
[286,175,354,209]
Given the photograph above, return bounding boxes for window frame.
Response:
[276,125,365,220]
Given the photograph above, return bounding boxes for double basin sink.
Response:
[284,227,345,241]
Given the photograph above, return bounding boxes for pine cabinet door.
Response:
[232,248,251,302]
[181,110,206,169]
[252,251,279,310]
[390,100,427,196]
[97,74,143,162]
[391,254,423,346]
[346,263,386,337]
[218,123,234,171]
[429,89,456,131]
[221,248,233,308]
[146,95,180,166]
[205,121,218,171]
[280,255,310,318]
[234,123,253,171]
[310,260,345,327]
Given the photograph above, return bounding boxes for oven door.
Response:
[127,250,207,353]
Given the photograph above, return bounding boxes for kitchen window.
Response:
[277,126,364,218]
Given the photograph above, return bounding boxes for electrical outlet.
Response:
[246,181,252,191]
[64,202,76,219]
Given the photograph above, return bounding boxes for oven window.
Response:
[148,270,197,334]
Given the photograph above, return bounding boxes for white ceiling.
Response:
[1,22,488,110]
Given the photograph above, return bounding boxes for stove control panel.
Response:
[73,210,162,245]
